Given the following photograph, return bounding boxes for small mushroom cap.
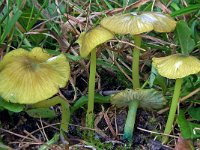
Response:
[0,47,70,104]
[111,89,166,110]
[100,12,176,35]
[152,54,200,79]
[77,26,114,58]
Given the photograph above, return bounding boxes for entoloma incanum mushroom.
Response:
[111,89,166,141]
[152,54,200,143]
[100,12,176,89]
[77,26,114,128]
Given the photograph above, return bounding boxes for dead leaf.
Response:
[174,136,192,150]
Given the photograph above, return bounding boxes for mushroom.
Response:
[77,26,114,128]
[0,47,71,131]
[152,54,200,143]
[100,12,177,89]
[0,47,70,103]
[111,88,166,141]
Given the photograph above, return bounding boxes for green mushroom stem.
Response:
[162,78,183,144]
[124,34,141,140]
[71,94,110,114]
[86,49,97,128]
[132,35,142,89]
[123,100,139,141]
[32,96,70,132]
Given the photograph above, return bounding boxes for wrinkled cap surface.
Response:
[111,89,166,110]
[77,26,114,58]
[0,47,70,104]
[100,12,176,35]
[152,54,200,79]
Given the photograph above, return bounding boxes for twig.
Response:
[105,0,151,15]
[113,58,132,82]
[0,128,34,141]
[23,130,41,142]
[137,127,178,138]
[110,39,147,51]
[20,123,60,143]
[142,35,177,46]
[158,87,200,114]
[39,118,49,141]
[104,108,116,138]
[100,90,119,96]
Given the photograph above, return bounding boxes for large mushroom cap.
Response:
[100,12,176,35]
[77,26,114,58]
[152,54,200,79]
[0,47,70,104]
[111,89,166,110]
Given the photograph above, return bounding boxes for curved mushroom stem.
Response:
[71,94,110,114]
[132,35,142,89]
[86,49,97,128]
[162,78,183,144]
[123,100,139,141]
[32,96,70,132]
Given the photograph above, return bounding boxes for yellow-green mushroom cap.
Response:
[0,47,70,104]
[77,26,114,58]
[100,12,176,35]
[152,54,200,79]
[111,89,166,110]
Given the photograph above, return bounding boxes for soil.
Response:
[0,104,172,150]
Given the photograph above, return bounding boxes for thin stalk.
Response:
[132,35,142,89]
[86,49,96,128]
[123,100,139,141]
[162,78,183,144]
[32,96,70,132]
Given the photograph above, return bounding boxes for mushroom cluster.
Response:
[77,12,177,140]
[100,12,176,141]
[2,9,198,147]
